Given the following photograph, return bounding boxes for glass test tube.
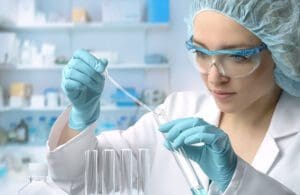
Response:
[153,108,206,195]
[137,148,151,195]
[85,150,98,195]
[120,149,133,195]
[102,149,116,195]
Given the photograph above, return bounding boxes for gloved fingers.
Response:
[171,126,206,148]
[165,118,201,141]
[64,67,103,92]
[73,49,108,73]
[165,117,208,141]
[68,58,105,84]
[159,117,208,132]
[163,141,174,151]
[182,144,204,161]
[61,78,85,100]
[210,133,230,152]
[184,131,217,147]
[159,117,193,133]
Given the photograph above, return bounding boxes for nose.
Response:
[207,62,230,85]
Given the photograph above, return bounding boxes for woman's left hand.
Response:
[159,117,237,192]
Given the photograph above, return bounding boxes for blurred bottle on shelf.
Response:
[0,126,8,145]
[72,7,89,23]
[117,115,128,130]
[41,43,56,66]
[44,88,59,108]
[0,85,4,108]
[20,40,32,65]
[29,94,45,109]
[47,117,57,132]
[25,116,37,145]
[0,161,8,181]
[101,0,143,23]
[141,88,166,106]
[36,116,48,145]
[17,0,36,25]
[147,0,169,23]
[14,119,29,143]
[7,122,17,142]
[9,82,32,108]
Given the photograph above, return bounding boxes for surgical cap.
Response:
[187,0,300,97]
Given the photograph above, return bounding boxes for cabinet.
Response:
[0,1,172,194]
[0,21,170,135]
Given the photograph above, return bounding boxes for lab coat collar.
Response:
[251,133,279,174]
[251,92,300,173]
[268,92,300,139]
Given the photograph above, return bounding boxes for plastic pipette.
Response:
[103,69,207,195]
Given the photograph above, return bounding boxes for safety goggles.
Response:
[185,36,268,78]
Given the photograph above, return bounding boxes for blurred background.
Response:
[0,0,204,194]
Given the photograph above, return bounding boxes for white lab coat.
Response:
[47,91,299,195]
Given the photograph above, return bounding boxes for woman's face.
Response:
[193,11,280,113]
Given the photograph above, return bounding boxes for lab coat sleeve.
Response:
[47,107,98,194]
[208,157,296,195]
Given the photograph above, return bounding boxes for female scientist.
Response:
[47,0,300,194]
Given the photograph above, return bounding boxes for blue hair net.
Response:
[187,0,300,97]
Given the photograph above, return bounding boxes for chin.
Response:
[214,100,239,113]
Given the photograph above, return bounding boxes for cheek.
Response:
[239,55,276,98]
[200,74,209,87]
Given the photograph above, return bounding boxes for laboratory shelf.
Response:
[0,63,170,71]
[0,22,169,32]
[0,105,148,113]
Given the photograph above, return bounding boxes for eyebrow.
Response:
[192,38,258,50]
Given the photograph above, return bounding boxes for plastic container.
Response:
[18,163,57,195]
[147,0,169,23]
[102,0,143,23]
[44,88,59,108]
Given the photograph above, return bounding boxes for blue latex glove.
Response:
[61,49,108,130]
[159,117,237,192]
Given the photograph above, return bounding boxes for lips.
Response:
[211,90,236,100]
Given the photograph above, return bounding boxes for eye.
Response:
[193,50,209,58]
[229,55,251,63]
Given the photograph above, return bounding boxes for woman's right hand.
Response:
[61,49,108,131]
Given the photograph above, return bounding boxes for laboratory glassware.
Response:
[120,149,133,195]
[153,108,206,195]
[102,149,116,195]
[85,150,98,195]
[104,69,207,195]
[18,163,57,195]
[137,148,151,195]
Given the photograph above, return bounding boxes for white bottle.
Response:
[18,163,57,195]
[21,40,32,65]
